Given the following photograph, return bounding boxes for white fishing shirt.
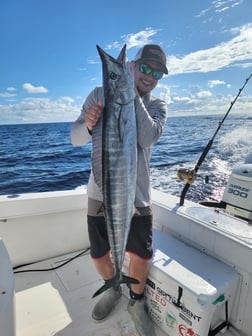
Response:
[70,86,168,207]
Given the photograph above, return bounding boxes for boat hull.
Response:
[0,188,252,335]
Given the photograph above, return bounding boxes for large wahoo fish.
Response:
[92,44,139,298]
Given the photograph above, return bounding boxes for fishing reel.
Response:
[177,168,196,184]
[177,167,210,184]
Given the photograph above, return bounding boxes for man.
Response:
[71,44,168,336]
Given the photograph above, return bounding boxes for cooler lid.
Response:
[151,229,239,304]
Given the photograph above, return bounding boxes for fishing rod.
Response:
[178,73,252,206]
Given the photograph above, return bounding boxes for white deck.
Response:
[14,251,242,336]
[15,251,167,336]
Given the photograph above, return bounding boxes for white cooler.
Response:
[144,229,239,336]
[123,229,239,336]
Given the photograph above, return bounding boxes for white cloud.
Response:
[122,28,160,49]
[173,96,191,102]
[197,0,243,18]
[105,28,160,51]
[167,23,252,74]
[167,88,252,116]
[197,90,212,98]
[1,82,251,124]
[61,96,74,104]
[0,87,17,98]
[0,92,16,98]
[169,94,252,116]
[23,82,48,94]
[208,80,226,87]
[92,23,252,77]
[216,6,229,13]
[213,0,243,12]
[156,78,252,117]
[157,83,173,104]
[1,21,251,124]
[106,41,122,50]
[0,97,80,124]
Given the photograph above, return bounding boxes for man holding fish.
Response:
[71,43,168,336]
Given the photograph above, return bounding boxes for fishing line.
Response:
[178,73,252,206]
[13,248,90,274]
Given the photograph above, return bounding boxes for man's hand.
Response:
[84,101,103,132]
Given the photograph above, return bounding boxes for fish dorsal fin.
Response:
[96,44,127,67]
[117,44,127,65]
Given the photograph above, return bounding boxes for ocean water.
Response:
[1,114,252,203]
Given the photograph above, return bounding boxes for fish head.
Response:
[96,44,134,105]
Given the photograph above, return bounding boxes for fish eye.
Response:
[110,72,117,80]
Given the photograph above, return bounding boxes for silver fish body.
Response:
[92,44,138,298]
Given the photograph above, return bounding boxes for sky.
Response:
[0,0,252,124]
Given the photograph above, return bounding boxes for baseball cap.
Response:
[134,44,168,74]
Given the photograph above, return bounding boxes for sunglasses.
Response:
[138,63,163,80]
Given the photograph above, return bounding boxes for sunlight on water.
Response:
[151,121,252,203]
[218,125,252,165]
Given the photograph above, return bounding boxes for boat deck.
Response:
[14,250,167,336]
[14,250,243,336]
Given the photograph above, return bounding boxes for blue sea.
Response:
[1,114,252,203]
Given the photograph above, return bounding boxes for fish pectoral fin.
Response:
[121,274,139,285]
[118,110,128,142]
[92,278,114,298]
[92,275,139,298]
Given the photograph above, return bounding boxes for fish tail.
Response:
[92,275,139,298]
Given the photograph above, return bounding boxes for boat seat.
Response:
[0,239,15,336]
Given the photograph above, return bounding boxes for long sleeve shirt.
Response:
[70,86,168,207]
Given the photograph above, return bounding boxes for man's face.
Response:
[133,60,162,97]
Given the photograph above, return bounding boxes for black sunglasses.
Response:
[138,63,163,80]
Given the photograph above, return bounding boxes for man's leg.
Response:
[126,210,156,336]
[128,254,149,295]
[88,198,122,321]
[92,251,114,280]
[89,232,122,321]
